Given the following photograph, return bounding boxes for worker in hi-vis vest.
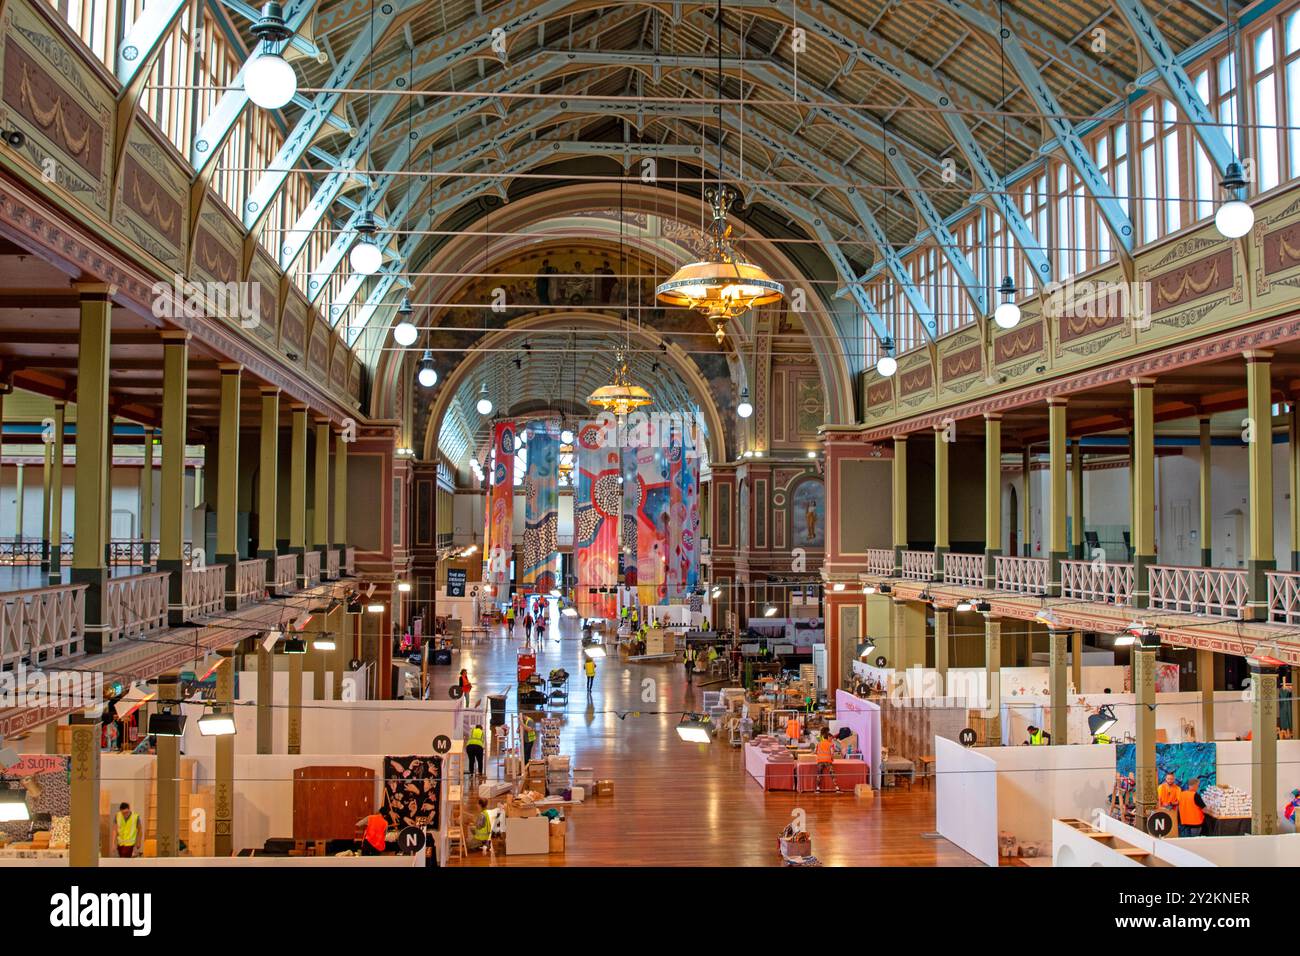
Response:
[114,802,140,858]
[468,798,493,852]
[814,728,840,792]
[521,713,537,763]
[465,723,486,778]
[1026,726,1050,745]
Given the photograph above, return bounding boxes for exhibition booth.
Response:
[1053,815,1300,867]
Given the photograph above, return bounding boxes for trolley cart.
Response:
[548,668,570,706]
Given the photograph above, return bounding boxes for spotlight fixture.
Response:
[832,582,846,592]
[366,603,385,614]
[475,383,493,416]
[879,584,893,595]
[281,637,307,654]
[1,128,25,149]
[862,584,876,595]
[147,708,186,737]
[312,636,337,652]
[807,450,818,459]
[994,275,1021,329]
[244,3,298,110]
[918,590,934,604]
[856,639,877,660]
[0,784,30,823]
[1215,162,1255,238]
[974,600,991,613]
[197,710,237,737]
[1088,704,1118,739]
[736,387,754,419]
[710,585,722,599]
[1034,607,1062,630]
[560,428,575,445]
[397,581,412,593]
[956,599,973,612]
[349,210,382,275]
[763,604,778,617]
[675,713,713,744]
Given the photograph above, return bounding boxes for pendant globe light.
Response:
[994,275,1021,329]
[416,349,437,388]
[245,3,297,110]
[876,343,898,377]
[991,1,1021,331]
[655,1,782,341]
[475,383,494,416]
[1215,8,1254,239]
[349,0,383,276]
[736,387,754,419]
[393,295,417,345]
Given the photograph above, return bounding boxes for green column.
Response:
[934,609,950,680]
[1048,628,1068,744]
[155,674,181,857]
[13,462,24,543]
[288,404,308,572]
[214,652,235,857]
[1132,379,1156,605]
[892,435,907,572]
[1198,649,1215,741]
[1244,352,1274,618]
[332,428,349,549]
[1133,638,1159,824]
[1071,438,1085,560]
[288,647,303,755]
[68,716,100,867]
[1290,401,1300,571]
[257,640,273,755]
[1021,446,1032,557]
[257,388,280,560]
[216,364,242,607]
[71,288,112,644]
[313,418,331,560]
[41,437,53,572]
[934,426,949,576]
[140,427,154,567]
[1249,663,1279,835]
[1199,417,1213,566]
[983,617,1002,742]
[158,331,189,626]
[985,414,1002,588]
[1048,397,1068,596]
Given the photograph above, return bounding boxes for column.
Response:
[155,674,180,857]
[288,646,303,755]
[68,715,100,867]
[1197,649,1215,741]
[140,428,154,567]
[1199,417,1213,566]
[891,435,907,572]
[334,610,352,700]
[1249,662,1279,835]
[1021,446,1032,556]
[47,401,66,583]
[1048,397,1068,596]
[71,288,112,646]
[1128,427,1137,560]
[1291,401,1300,571]
[1048,628,1068,744]
[1132,379,1156,605]
[934,609,950,681]
[934,426,949,576]
[1071,438,1085,559]
[257,388,280,560]
[40,438,52,572]
[985,414,1002,588]
[288,404,308,575]
[257,640,273,755]
[332,428,349,550]
[215,364,242,608]
[1244,352,1274,618]
[983,617,1002,742]
[158,331,189,626]
[1133,637,1159,823]
[13,462,24,543]
[214,651,234,857]
[313,418,330,563]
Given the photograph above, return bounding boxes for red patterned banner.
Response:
[575,419,620,618]
[487,421,516,587]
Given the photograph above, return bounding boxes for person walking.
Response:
[584,655,597,694]
[814,727,840,793]
[113,802,140,858]
[684,647,695,684]
[457,668,472,705]
[465,723,487,779]
[522,610,533,637]
[505,604,516,635]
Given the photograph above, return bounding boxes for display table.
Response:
[795,758,868,792]
[743,743,797,791]
[1202,811,1251,836]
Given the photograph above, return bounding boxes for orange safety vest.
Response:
[815,738,835,763]
[1157,783,1181,808]
[364,814,386,851]
[1177,789,1204,826]
[786,718,800,739]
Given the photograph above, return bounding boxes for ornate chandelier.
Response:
[655,185,783,343]
[587,350,653,416]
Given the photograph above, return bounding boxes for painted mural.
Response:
[789,477,826,550]
[620,446,639,589]
[520,421,559,594]
[1115,742,1217,788]
[575,419,620,618]
[634,445,670,605]
[487,421,516,586]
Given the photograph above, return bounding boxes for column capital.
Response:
[313,415,332,427]
[73,281,116,297]
[1047,395,1068,407]
[983,412,1002,421]
[1130,376,1156,388]
[892,433,908,443]
[159,330,191,344]
[1243,349,1275,362]
[288,402,309,414]
[217,362,242,374]
[259,386,281,397]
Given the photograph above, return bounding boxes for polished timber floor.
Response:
[430,609,978,867]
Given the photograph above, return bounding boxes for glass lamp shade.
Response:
[350,239,382,275]
[393,321,418,346]
[245,52,297,110]
[736,399,754,419]
[993,300,1022,330]
[417,365,437,388]
[876,354,898,377]
[560,428,575,445]
[655,260,784,318]
[1215,199,1255,239]
[476,396,494,416]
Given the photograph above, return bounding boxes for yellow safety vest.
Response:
[474,810,493,842]
[468,727,485,748]
[1029,730,1044,745]
[585,660,596,677]
[116,811,139,847]
[523,717,536,742]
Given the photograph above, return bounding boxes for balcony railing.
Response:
[273,554,298,594]
[235,558,267,609]
[0,539,72,566]
[106,572,169,642]
[301,550,322,589]
[866,549,894,576]
[344,547,356,576]
[1060,560,1135,606]
[181,565,226,620]
[994,556,1050,595]
[900,550,936,581]
[107,539,193,567]
[1148,565,1248,619]
[1265,570,1300,625]
[326,548,340,580]
[0,583,86,670]
[942,552,985,587]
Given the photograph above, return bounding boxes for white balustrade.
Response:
[0,583,86,669]
[235,559,268,608]
[326,548,340,580]
[994,556,1050,595]
[866,549,894,576]
[274,554,298,594]
[900,550,936,581]
[344,547,356,576]
[182,565,226,619]
[105,572,169,642]
[1060,560,1135,605]
[942,553,985,587]
[1148,565,1247,618]
[301,550,322,588]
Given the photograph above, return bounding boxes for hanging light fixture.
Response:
[736,386,754,419]
[994,275,1021,330]
[417,349,438,388]
[655,1,782,341]
[1217,8,1254,239]
[349,210,383,275]
[475,383,494,416]
[245,2,298,110]
[588,349,653,416]
[876,341,898,377]
[393,296,417,345]
[991,1,1021,332]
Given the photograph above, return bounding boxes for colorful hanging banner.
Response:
[487,421,516,587]
[667,430,701,599]
[635,444,671,605]
[621,447,639,592]
[521,421,559,594]
[575,419,620,619]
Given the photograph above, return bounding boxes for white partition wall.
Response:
[935,736,999,866]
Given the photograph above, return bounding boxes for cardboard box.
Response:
[596,780,614,796]
[548,820,565,853]
[854,784,874,800]
[505,800,539,818]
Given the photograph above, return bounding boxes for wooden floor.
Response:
[434,613,979,867]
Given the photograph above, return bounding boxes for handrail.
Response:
[181,565,226,619]
[301,550,322,588]
[900,550,936,581]
[235,558,268,609]
[273,554,298,594]
[942,552,984,587]
[0,583,87,670]
[866,549,894,576]
[994,555,1050,595]
[1148,564,1247,619]
[326,548,340,580]
[105,572,169,643]
[1060,560,1135,606]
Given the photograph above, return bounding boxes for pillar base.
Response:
[934,546,948,580]
[158,558,186,625]
[1133,553,1155,606]
[984,548,1001,590]
[1201,548,1213,567]
[217,554,239,610]
[1049,551,1067,598]
[1247,558,1276,620]
[71,566,110,653]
